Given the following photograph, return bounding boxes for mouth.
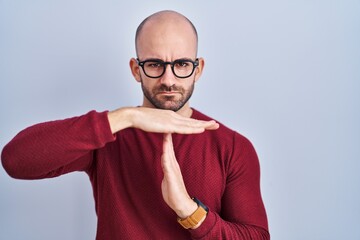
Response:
[157,91,180,96]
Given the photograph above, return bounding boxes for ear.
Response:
[129,58,142,83]
[194,57,205,83]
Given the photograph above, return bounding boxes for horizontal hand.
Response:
[108,107,219,134]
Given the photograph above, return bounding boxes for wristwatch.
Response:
[177,198,209,229]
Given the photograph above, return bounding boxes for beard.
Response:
[140,77,195,112]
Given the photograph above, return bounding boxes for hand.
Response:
[161,133,198,220]
[108,107,219,134]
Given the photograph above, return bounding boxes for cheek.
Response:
[178,78,195,89]
[141,79,157,91]
[186,77,196,88]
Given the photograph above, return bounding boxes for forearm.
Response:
[107,107,134,134]
[1,110,115,179]
[189,133,269,239]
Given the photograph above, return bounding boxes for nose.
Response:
[159,64,175,87]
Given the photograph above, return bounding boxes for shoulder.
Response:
[191,108,233,134]
[191,108,251,143]
[191,108,257,160]
[191,108,259,170]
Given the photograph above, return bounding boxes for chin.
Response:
[158,102,183,112]
[160,105,181,112]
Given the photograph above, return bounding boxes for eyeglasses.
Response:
[137,58,199,79]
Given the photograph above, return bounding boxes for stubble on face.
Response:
[140,76,195,112]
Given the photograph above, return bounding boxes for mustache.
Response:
[157,84,181,92]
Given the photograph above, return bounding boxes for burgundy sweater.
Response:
[1,109,269,239]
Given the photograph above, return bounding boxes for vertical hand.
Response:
[161,133,197,219]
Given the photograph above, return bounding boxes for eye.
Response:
[146,62,163,68]
[175,61,190,68]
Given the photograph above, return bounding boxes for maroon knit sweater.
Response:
[1,109,269,239]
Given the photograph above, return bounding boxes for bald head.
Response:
[135,10,198,57]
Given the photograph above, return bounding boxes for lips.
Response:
[158,91,179,95]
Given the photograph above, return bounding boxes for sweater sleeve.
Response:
[1,110,116,180]
[190,133,270,240]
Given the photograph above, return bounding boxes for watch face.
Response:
[193,197,209,212]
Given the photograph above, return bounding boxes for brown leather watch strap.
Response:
[177,204,208,229]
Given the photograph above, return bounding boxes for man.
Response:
[1,10,269,239]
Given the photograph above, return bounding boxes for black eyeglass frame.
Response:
[137,58,199,79]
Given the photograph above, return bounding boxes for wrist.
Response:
[177,198,209,230]
[107,107,134,134]
[175,199,198,219]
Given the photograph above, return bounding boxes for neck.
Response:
[175,103,193,117]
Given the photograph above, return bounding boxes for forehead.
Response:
[136,15,197,59]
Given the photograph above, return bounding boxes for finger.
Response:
[162,133,174,172]
[163,133,173,153]
[175,119,219,134]
[200,120,220,130]
[178,116,219,129]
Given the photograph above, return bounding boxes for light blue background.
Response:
[1,1,359,239]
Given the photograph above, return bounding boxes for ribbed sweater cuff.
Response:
[189,211,217,239]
